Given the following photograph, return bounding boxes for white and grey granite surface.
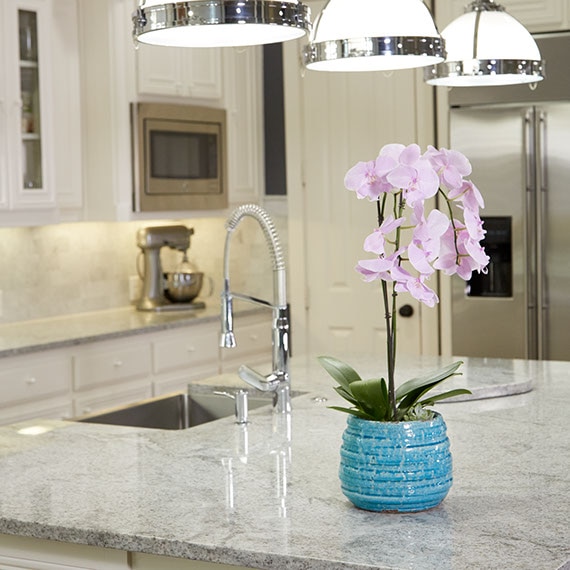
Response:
[0,304,261,359]
[0,355,568,569]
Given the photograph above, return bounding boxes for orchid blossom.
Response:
[343,143,490,417]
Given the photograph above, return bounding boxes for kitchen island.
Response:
[0,355,568,570]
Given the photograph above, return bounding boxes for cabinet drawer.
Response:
[152,323,220,374]
[0,355,71,407]
[0,397,73,426]
[73,341,151,391]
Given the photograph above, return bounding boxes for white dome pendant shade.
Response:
[425,0,545,86]
[133,0,311,48]
[302,0,445,72]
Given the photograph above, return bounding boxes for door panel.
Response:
[299,68,423,358]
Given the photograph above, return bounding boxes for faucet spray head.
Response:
[220,330,236,349]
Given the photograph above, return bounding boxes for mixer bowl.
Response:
[164,272,203,303]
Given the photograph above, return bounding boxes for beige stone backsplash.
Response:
[0,215,288,324]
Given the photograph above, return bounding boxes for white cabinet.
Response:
[78,0,264,221]
[0,312,270,425]
[437,0,569,33]
[223,47,264,206]
[0,535,127,570]
[0,535,251,570]
[72,337,153,416]
[0,0,82,226]
[137,44,223,100]
[0,351,73,425]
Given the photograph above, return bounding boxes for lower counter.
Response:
[0,355,568,570]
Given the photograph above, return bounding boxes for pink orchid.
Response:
[391,266,439,308]
[412,209,451,261]
[463,208,486,241]
[387,159,440,206]
[363,216,405,255]
[356,250,403,282]
[448,179,485,213]
[344,155,396,201]
[434,225,489,280]
[425,146,472,191]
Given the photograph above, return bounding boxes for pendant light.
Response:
[133,0,311,48]
[425,0,545,86]
[302,0,445,72]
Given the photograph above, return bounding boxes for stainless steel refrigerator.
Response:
[448,32,570,362]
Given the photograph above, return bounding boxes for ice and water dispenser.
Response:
[466,217,512,298]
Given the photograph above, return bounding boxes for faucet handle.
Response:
[238,365,281,392]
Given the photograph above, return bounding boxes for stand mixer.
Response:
[136,225,206,312]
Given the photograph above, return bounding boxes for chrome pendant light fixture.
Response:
[425,0,545,86]
[133,0,311,48]
[302,0,445,72]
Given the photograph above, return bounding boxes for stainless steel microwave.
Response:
[131,102,228,212]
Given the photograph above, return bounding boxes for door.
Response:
[283,36,435,361]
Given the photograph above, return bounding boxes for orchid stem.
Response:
[377,199,397,417]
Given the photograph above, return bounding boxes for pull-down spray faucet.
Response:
[220,204,291,413]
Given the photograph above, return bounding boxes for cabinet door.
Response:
[223,46,263,205]
[439,0,567,33]
[136,43,183,96]
[0,534,127,570]
[3,0,55,210]
[137,44,222,100]
[0,353,72,425]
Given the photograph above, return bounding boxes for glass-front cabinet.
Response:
[19,9,43,190]
[0,0,56,220]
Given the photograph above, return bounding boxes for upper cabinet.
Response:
[78,0,264,222]
[137,44,223,100]
[0,0,82,226]
[436,0,569,33]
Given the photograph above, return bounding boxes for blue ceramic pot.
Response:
[339,413,452,513]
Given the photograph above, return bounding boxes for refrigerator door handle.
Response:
[524,108,538,359]
[538,110,548,359]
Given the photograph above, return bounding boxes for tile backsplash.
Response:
[0,214,288,324]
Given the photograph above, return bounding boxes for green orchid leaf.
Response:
[396,362,464,417]
[318,356,362,392]
[350,378,389,421]
[333,385,359,406]
[328,406,374,420]
[395,361,463,401]
[418,388,473,406]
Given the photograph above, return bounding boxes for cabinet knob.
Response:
[187,346,196,353]
[113,359,123,367]
[26,376,37,385]
[249,334,259,341]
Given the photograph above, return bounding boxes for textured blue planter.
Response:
[339,413,452,513]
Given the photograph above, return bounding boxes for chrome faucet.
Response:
[220,204,291,413]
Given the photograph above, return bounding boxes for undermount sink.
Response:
[74,390,275,430]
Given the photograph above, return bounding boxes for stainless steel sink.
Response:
[74,390,274,430]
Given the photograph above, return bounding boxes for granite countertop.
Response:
[0,304,262,359]
[0,355,568,569]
